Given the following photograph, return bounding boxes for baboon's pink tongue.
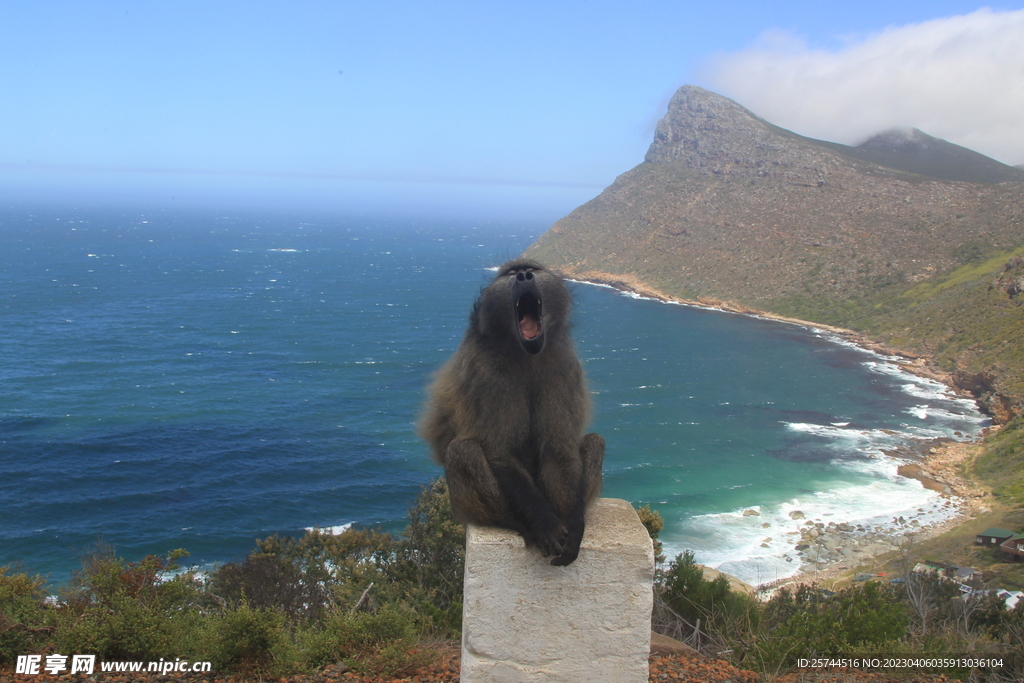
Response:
[519,315,539,340]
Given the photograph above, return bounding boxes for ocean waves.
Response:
[661,352,986,585]
[0,209,989,588]
[572,285,988,586]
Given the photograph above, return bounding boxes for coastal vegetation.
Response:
[653,551,1024,678]
[3,482,1023,680]
[0,479,463,678]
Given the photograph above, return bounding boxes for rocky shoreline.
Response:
[567,271,1000,592]
[759,437,994,592]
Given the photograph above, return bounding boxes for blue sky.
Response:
[2,1,1022,221]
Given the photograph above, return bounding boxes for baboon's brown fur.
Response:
[420,258,603,565]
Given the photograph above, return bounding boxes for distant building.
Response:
[999,533,1024,563]
[954,566,983,582]
[964,588,1023,610]
[997,589,1023,610]
[976,527,1015,546]
[912,561,982,583]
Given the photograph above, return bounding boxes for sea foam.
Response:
[658,319,985,586]
[671,402,982,586]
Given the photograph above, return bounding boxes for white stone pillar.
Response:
[460,498,654,682]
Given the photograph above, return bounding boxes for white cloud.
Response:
[702,8,1024,166]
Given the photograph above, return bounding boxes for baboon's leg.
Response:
[544,433,605,566]
[443,438,507,527]
[539,445,584,567]
[581,432,605,503]
[444,438,567,557]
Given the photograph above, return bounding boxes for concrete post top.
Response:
[467,497,650,553]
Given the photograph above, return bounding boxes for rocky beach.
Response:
[755,436,995,593]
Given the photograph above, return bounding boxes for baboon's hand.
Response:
[550,519,584,566]
[550,544,580,566]
[531,512,568,558]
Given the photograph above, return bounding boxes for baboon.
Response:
[420,258,604,566]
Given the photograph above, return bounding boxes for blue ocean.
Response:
[0,207,988,586]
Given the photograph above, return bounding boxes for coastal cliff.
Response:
[525,85,1024,428]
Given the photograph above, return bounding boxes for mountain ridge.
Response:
[642,86,1024,184]
[524,85,1024,427]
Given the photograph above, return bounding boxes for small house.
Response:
[954,566,983,582]
[976,527,1015,546]
[912,561,983,584]
[996,589,1023,610]
[999,533,1024,563]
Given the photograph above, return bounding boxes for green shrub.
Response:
[753,582,908,670]
[209,525,399,623]
[203,603,295,676]
[660,550,752,630]
[832,582,907,645]
[0,566,49,666]
[50,546,203,662]
[302,608,433,676]
[209,550,328,622]
[386,478,465,635]
[635,504,665,565]
[280,526,397,612]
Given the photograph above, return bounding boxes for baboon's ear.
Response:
[473,294,496,338]
[473,275,510,339]
[470,299,484,335]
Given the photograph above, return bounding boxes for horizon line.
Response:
[0,162,607,191]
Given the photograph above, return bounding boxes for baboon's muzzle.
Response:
[511,272,544,355]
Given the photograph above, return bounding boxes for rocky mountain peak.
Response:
[644,85,791,168]
[643,85,1024,184]
[857,127,933,151]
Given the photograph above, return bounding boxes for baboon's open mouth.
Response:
[516,292,542,340]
